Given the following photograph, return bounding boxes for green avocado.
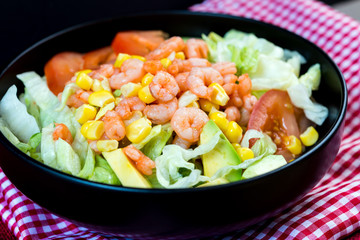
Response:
[200,120,242,182]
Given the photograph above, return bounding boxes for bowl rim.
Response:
[0,10,348,194]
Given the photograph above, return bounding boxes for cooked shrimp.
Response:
[149,71,180,101]
[223,74,238,84]
[239,107,250,126]
[143,60,166,75]
[88,64,115,81]
[184,38,208,59]
[109,58,145,89]
[172,135,192,149]
[53,123,73,144]
[103,110,126,141]
[212,62,237,76]
[175,72,190,92]
[243,94,257,112]
[146,36,185,60]
[227,89,243,108]
[168,58,210,76]
[225,106,241,122]
[123,145,155,176]
[65,89,92,108]
[143,98,178,124]
[186,67,223,99]
[171,107,209,143]
[237,73,252,96]
[115,96,146,120]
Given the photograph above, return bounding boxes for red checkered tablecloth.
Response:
[1,0,360,239]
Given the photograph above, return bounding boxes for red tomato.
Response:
[44,52,84,95]
[83,46,115,69]
[111,30,166,56]
[247,89,300,161]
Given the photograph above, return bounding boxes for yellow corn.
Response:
[75,69,92,76]
[199,99,219,112]
[74,104,97,124]
[95,102,115,120]
[286,135,302,155]
[232,143,241,150]
[125,118,152,143]
[80,120,105,140]
[138,85,156,104]
[96,140,119,152]
[114,53,131,68]
[237,147,254,162]
[88,90,115,107]
[101,78,111,92]
[187,101,200,108]
[209,82,230,106]
[141,73,154,86]
[115,97,122,105]
[121,83,142,98]
[91,79,104,92]
[209,112,229,132]
[160,58,172,69]
[225,121,243,143]
[175,52,185,60]
[76,72,94,90]
[131,55,146,62]
[300,126,319,147]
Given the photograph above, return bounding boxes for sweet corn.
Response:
[199,99,219,112]
[209,82,230,106]
[88,90,115,107]
[76,72,93,90]
[96,140,119,152]
[114,53,131,68]
[286,135,302,155]
[225,121,243,143]
[209,112,229,132]
[91,79,104,92]
[187,101,200,108]
[237,147,254,162]
[125,118,152,143]
[175,51,185,60]
[232,143,241,150]
[300,126,319,147]
[160,58,172,69]
[121,82,142,97]
[75,69,92,76]
[131,55,146,62]
[75,104,97,124]
[81,120,105,140]
[138,85,156,104]
[141,73,154,86]
[95,102,115,120]
[101,78,111,92]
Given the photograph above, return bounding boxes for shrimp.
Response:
[146,36,185,60]
[171,107,209,143]
[109,58,145,89]
[184,38,208,59]
[186,67,223,99]
[88,64,115,81]
[223,74,238,84]
[65,89,92,108]
[88,140,100,153]
[143,60,166,75]
[123,145,155,176]
[172,135,192,149]
[115,96,146,120]
[239,107,250,126]
[143,98,178,124]
[242,94,257,112]
[168,58,210,76]
[102,110,126,141]
[53,123,73,144]
[175,72,190,92]
[227,89,243,108]
[212,62,237,76]
[237,73,252,96]
[149,71,180,102]
[225,106,241,122]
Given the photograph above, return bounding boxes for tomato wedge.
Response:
[44,52,84,95]
[83,46,115,69]
[248,89,300,161]
[111,30,166,56]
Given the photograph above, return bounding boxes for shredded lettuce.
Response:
[56,83,80,111]
[0,118,21,146]
[40,124,57,168]
[133,124,162,150]
[77,146,95,179]
[142,124,173,160]
[89,155,121,185]
[72,128,89,167]
[242,155,287,179]
[55,138,81,175]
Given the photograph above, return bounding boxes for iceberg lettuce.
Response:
[55,138,81,175]
[41,124,57,168]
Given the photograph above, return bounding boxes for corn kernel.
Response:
[199,99,219,112]
[81,120,105,140]
[138,85,156,104]
[175,52,185,60]
[75,104,97,124]
[123,111,143,127]
[141,73,154,86]
[131,55,146,62]
[76,72,93,90]
[300,126,319,147]
[121,82,142,98]
[114,53,131,68]
[286,135,302,155]
[237,147,254,162]
[187,101,200,108]
[225,121,243,143]
[75,69,92,76]
[232,143,241,150]
[101,78,111,92]
[95,102,115,120]
[88,90,115,107]
[115,97,122,105]
[209,112,229,132]
[96,140,119,152]
[125,118,152,143]
[91,79,104,92]
[160,58,172,69]
[209,82,230,106]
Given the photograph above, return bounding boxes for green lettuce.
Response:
[55,138,81,175]
[142,124,173,160]
[89,155,121,185]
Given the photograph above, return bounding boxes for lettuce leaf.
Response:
[55,138,81,175]
[40,124,57,168]
[77,146,95,179]
[142,124,173,160]
[0,118,20,146]
[89,155,121,185]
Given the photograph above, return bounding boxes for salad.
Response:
[0,29,328,188]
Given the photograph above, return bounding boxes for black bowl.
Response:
[0,11,347,239]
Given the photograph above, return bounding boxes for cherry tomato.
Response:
[44,52,84,95]
[83,46,115,69]
[111,30,166,56]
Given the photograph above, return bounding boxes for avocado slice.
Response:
[102,149,151,188]
[200,120,242,182]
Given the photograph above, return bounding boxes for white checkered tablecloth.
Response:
[1,0,360,239]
